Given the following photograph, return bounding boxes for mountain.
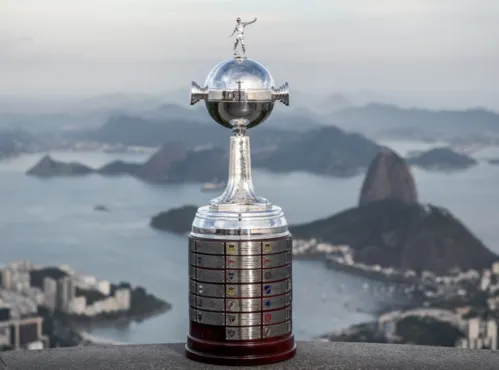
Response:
[359,150,418,207]
[74,112,300,149]
[253,126,382,177]
[30,121,385,181]
[150,205,198,234]
[327,103,499,140]
[290,199,497,274]
[0,129,38,159]
[26,155,94,177]
[26,143,226,184]
[407,148,477,170]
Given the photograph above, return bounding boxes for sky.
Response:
[1,0,499,108]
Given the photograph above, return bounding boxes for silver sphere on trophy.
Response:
[186,17,295,366]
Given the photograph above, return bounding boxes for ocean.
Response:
[0,140,497,344]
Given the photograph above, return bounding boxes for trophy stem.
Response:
[209,119,271,212]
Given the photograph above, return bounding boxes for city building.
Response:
[1,268,12,290]
[43,277,57,312]
[115,288,131,311]
[457,318,498,350]
[69,296,87,315]
[492,262,499,276]
[96,280,111,296]
[57,276,76,313]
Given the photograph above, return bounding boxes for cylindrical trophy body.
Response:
[185,207,296,365]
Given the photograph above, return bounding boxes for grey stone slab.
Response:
[1,341,498,370]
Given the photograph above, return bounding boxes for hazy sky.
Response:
[1,0,499,107]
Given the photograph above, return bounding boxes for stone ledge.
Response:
[1,341,498,370]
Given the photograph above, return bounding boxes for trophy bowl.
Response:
[204,58,275,130]
[191,59,289,131]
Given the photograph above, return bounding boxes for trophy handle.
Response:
[272,83,289,106]
[190,81,208,105]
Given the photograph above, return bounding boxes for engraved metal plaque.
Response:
[190,294,225,311]
[226,298,261,312]
[189,307,197,321]
[262,321,292,338]
[262,239,290,255]
[262,293,292,311]
[226,241,261,255]
[189,266,196,279]
[196,310,225,326]
[226,312,261,326]
[225,326,261,341]
[262,265,291,282]
[226,284,260,298]
[196,240,225,255]
[262,307,291,325]
[190,281,226,298]
[262,252,290,268]
[194,253,225,269]
[262,279,291,296]
[226,269,261,283]
[195,268,226,283]
[226,255,261,269]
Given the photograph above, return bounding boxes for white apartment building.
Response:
[458,318,498,350]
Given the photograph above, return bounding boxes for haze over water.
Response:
[0,140,498,343]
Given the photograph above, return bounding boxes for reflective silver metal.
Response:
[262,252,291,268]
[262,279,291,296]
[187,22,293,347]
[195,310,225,326]
[192,253,225,269]
[262,240,290,255]
[225,284,261,298]
[262,293,292,311]
[190,281,226,298]
[262,321,292,339]
[225,326,261,341]
[229,17,257,59]
[195,268,226,283]
[225,255,261,269]
[195,240,225,255]
[189,32,289,225]
[225,269,261,284]
[226,298,261,312]
[190,295,225,312]
[226,241,261,255]
[226,312,261,326]
[263,266,291,282]
[262,307,291,325]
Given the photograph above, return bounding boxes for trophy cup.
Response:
[185,18,295,366]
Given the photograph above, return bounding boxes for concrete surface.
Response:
[0,341,498,370]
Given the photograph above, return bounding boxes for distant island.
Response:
[150,205,198,234]
[407,147,477,171]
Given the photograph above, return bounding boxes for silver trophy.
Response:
[185,18,295,366]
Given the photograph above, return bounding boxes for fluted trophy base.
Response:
[187,207,295,366]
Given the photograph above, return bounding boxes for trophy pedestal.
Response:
[186,330,296,366]
[187,210,296,366]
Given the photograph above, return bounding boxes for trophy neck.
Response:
[209,119,271,212]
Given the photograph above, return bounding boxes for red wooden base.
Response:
[185,322,296,366]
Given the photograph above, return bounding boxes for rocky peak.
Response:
[359,149,418,207]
